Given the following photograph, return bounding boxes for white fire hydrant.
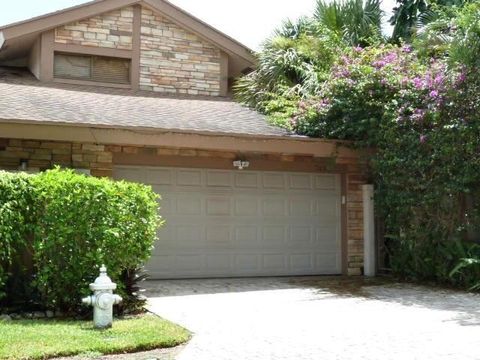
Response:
[82,265,122,329]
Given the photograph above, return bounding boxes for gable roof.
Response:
[0,67,289,138]
[0,0,255,70]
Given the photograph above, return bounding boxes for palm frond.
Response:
[274,17,316,39]
[314,0,383,45]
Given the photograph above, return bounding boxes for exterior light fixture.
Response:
[233,160,249,170]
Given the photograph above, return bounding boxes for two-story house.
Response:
[0,0,366,279]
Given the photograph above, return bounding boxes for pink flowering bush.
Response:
[293,44,432,142]
[292,40,480,286]
[377,65,480,285]
[235,2,480,288]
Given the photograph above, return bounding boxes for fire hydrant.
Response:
[82,265,122,329]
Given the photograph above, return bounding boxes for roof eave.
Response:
[0,120,360,159]
[0,0,256,66]
[0,0,140,40]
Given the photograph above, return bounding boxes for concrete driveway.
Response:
[145,277,480,360]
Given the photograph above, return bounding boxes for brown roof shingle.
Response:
[0,67,291,138]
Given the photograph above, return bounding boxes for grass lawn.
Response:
[0,314,190,360]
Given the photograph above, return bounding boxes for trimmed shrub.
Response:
[0,172,35,301]
[32,169,161,311]
[0,168,161,313]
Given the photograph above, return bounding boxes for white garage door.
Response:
[114,166,342,279]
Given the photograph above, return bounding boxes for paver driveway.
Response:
[145,277,480,360]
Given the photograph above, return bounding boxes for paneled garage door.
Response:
[114,166,342,279]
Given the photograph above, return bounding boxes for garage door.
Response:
[113,166,342,279]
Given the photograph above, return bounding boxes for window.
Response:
[54,53,131,85]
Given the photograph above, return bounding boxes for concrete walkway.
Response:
[145,277,480,360]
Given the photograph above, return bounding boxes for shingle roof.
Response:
[0,67,291,138]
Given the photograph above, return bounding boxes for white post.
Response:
[362,184,375,276]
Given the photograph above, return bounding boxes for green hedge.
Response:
[0,172,35,301]
[0,168,161,312]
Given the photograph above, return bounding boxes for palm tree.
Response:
[389,0,429,41]
[273,16,317,39]
[314,0,384,46]
[233,18,344,128]
[390,0,468,42]
[234,0,384,126]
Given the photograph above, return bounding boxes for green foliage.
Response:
[31,168,161,311]
[300,5,480,289]
[389,0,468,42]
[236,2,480,290]
[314,0,384,46]
[390,0,429,42]
[0,169,161,312]
[234,21,345,129]
[0,315,190,360]
[390,238,480,289]
[234,0,386,129]
[117,267,149,314]
[447,2,480,67]
[449,249,480,290]
[0,172,35,300]
[293,45,428,143]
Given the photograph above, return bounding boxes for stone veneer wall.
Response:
[346,174,367,275]
[139,7,221,96]
[55,7,134,50]
[0,138,366,275]
[0,139,113,177]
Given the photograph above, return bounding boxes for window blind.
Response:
[54,53,131,85]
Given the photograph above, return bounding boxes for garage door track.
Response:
[145,277,480,360]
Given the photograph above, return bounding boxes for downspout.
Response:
[363,184,376,276]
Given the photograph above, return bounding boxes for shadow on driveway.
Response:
[293,277,480,326]
[145,276,480,327]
